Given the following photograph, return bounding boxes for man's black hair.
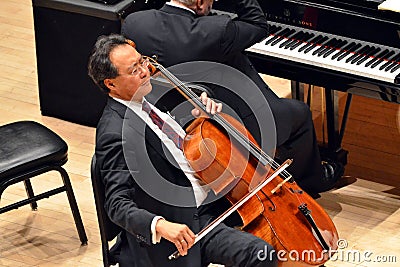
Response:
[88,34,129,94]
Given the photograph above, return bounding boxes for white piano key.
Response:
[247,22,400,84]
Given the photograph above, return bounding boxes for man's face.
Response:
[105,44,152,102]
[196,0,214,16]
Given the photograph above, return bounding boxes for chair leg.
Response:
[56,166,88,245]
[103,244,111,267]
[23,179,38,210]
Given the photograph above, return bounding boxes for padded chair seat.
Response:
[0,121,67,181]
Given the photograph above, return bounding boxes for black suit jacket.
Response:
[121,0,293,145]
[122,0,268,78]
[96,98,203,266]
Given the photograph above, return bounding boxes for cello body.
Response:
[183,114,339,266]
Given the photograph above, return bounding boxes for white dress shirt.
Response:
[113,97,209,243]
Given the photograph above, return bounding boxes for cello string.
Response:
[154,63,266,160]
[168,159,291,260]
[151,61,292,180]
[154,62,292,179]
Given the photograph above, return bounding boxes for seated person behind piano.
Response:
[121,0,345,196]
[88,33,278,267]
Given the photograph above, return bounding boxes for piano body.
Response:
[242,0,400,164]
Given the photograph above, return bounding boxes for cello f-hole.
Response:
[254,186,276,212]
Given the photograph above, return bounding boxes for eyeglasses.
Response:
[129,57,150,76]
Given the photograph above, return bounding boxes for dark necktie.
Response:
[142,100,184,150]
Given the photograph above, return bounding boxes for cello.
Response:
[147,57,339,266]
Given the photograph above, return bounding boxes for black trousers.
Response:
[198,203,278,267]
[271,98,323,194]
[240,96,323,194]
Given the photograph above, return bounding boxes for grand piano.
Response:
[240,0,400,163]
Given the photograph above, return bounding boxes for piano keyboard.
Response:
[246,22,400,84]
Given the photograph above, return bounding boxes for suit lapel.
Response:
[108,98,183,166]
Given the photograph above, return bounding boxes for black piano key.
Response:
[316,46,330,56]
[298,35,324,52]
[270,29,296,46]
[335,39,348,49]
[390,62,400,73]
[265,25,281,40]
[312,38,335,56]
[356,47,381,65]
[346,45,370,63]
[317,38,340,56]
[270,35,286,46]
[343,42,362,52]
[365,49,390,67]
[370,51,395,68]
[283,37,300,49]
[331,42,356,60]
[322,40,348,58]
[279,31,303,48]
[385,61,399,72]
[380,53,400,70]
[289,40,304,50]
[286,32,309,49]
[289,33,314,50]
[336,43,362,61]
[269,25,281,34]
[337,44,361,61]
[323,47,338,58]
[304,36,329,54]
[264,28,289,45]
[279,37,295,48]
[350,45,374,64]
[271,27,289,36]
[350,46,375,64]
[264,33,283,45]
[289,38,306,50]
[272,29,296,44]
[384,55,400,71]
[300,32,314,42]
[311,38,332,55]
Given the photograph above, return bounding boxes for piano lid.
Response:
[285,0,400,21]
[325,0,385,8]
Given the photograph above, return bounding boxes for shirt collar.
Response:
[112,97,145,115]
[166,1,196,15]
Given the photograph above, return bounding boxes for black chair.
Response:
[0,120,87,245]
[90,154,121,267]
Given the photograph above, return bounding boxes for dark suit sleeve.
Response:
[97,130,156,246]
[219,0,269,54]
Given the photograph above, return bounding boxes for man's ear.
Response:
[104,78,115,90]
[104,78,119,97]
[196,0,204,10]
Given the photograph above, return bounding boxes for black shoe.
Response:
[319,159,345,192]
